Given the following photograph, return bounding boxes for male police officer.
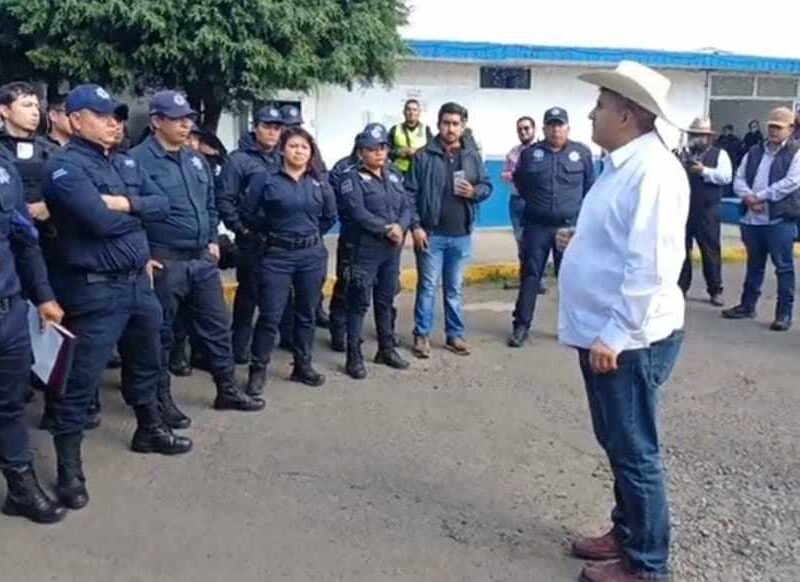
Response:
[509,107,594,347]
[218,105,284,364]
[42,85,192,511]
[132,91,264,428]
[0,155,67,524]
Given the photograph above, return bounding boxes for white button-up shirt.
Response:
[558,131,689,353]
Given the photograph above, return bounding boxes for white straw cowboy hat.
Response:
[686,117,716,135]
[579,60,681,127]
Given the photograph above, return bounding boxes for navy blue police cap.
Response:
[65,84,116,116]
[149,90,196,119]
[356,123,390,148]
[254,105,285,125]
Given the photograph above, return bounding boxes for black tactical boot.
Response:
[290,360,326,387]
[374,348,410,370]
[157,379,191,430]
[245,365,267,398]
[213,372,265,412]
[345,344,367,380]
[54,433,89,510]
[169,341,193,376]
[2,464,66,524]
[131,402,193,455]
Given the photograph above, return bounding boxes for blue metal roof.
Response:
[407,40,800,75]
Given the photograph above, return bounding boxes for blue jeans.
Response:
[413,234,472,341]
[578,331,684,579]
[740,222,797,318]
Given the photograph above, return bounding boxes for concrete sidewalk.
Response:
[223,224,758,303]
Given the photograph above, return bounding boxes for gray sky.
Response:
[403,0,798,59]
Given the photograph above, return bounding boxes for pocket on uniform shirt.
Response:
[557,161,584,186]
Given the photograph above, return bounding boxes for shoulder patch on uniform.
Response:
[124,159,136,168]
[341,178,354,194]
[568,151,581,162]
[191,156,203,171]
[0,167,10,185]
[388,173,401,184]
[532,149,545,161]
[51,168,68,181]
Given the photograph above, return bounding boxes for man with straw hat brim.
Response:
[722,106,800,331]
[676,116,732,307]
[556,61,689,582]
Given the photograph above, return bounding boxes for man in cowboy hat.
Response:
[557,61,689,581]
[677,117,732,306]
[723,107,800,331]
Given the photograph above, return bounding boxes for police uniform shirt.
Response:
[42,137,169,273]
[240,169,337,238]
[0,158,54,304]
[339,165,410,241]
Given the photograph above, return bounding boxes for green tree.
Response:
[0,0,410,130]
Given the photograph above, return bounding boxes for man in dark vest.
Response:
[677,117,731,306]
[723,107,800,331]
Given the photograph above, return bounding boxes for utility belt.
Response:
[82,269,143,284]
[264,233,320,251]
[151,247,205,261]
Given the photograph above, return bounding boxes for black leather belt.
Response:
[85,270,142,284]
[265,234,320,251]
[151,248,205,261]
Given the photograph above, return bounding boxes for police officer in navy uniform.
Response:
[279,104,331,330]
[131,90,264,428]
[241,126,337,395]
[0,156,67,524]
[509,107,594,347]
[218,105,285,365]
[42,85,192,511]
[339,124,411,379]
[327,136,361,352]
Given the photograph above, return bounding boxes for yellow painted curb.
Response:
[221,243,800,305]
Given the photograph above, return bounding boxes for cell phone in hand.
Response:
[453,170,468,196]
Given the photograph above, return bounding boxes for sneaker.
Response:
[721,305,756,319]
[412,336,430,359]
[445,337,471,356]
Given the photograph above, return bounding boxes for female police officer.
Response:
[241,127,336,395]
[339,123,411,379]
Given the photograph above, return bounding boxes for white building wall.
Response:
[308,61,708,164]
[219,61,708,164]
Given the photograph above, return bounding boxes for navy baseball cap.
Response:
[254,105,285,125]
[544,107,569,125]
[356,123,390,148]
[149,90,196,119]
[65,84,116,115]
[280,104,303,127]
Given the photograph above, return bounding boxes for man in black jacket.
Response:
[218,106,284,364]
[407,102,492,358]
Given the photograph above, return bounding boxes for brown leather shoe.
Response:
[445,337,471,356]
[412,336,430,359]
[580,561,658,581]
[572,530,622,561]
